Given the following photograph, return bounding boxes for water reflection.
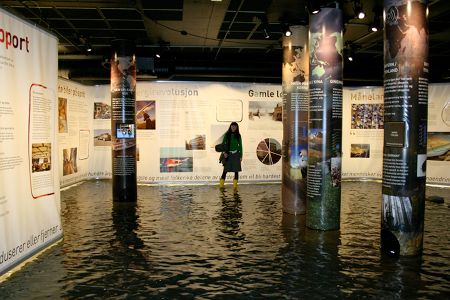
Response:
[112,202,144,250]
[0,181,448,299]
[216,189,245,248]
[305,228,343,298]
[280,213,306,249]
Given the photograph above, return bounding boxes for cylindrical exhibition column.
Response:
[281,25,309,215]
[306,6,343,230]
[381,0,428,256]
[111,39,137,202]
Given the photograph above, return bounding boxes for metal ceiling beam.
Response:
[215,0,246,59]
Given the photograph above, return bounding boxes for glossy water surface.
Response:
[1,180,449,299]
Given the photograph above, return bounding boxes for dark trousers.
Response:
[221,171,239,180]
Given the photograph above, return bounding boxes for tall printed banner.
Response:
[306,7,343,230]
[110,40,137,202]
[281,26,309,215]
[0,9,61,275]
[382,0,428,256]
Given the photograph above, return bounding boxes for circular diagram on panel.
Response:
[256,138,282,165]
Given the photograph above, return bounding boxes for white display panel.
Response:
[0,8,61,275]
[90,82,284,184]
[85,82,449,186]
[426,83,450,185]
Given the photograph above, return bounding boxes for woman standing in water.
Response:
[219,122,243,188]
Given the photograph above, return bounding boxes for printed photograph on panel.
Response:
[330,157,341,187]
[351,104,384,129]
[136,100,156,129]
[62,147,77,176]
[282,45,308,84]
[248,101,283,130]
[427,132,450,161]
[94,102,111,119]
[308,128,324,162]
[289,144,308,179]
[32,143,52,172]
[256,138,282,165]
[309,8,343,81]
[58,97,68,133]
[94,129,112,147]
[160,147,193,173]
[185,134,206,150]
[350,144,371,158]
[111,56,136,92]
[385,2,428,74]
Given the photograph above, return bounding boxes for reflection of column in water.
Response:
[304,228,344,296]
[279,213,306,256]
[379,255,423,298]
[112,202,144,250]
[275,213,307,295]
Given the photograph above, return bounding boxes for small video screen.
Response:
[116,123,135,139]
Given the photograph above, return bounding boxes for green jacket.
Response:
[222,132,243,159]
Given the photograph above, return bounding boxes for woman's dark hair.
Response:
[227,122,240,136]
[224,122,241,152]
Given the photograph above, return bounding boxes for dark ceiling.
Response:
[2,0,450,86]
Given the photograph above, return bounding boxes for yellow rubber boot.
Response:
[219,179,225,188]
[233,179,238,189]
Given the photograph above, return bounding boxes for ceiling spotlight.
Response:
[77,34,92,52]
[86,43,92,52]
[354,0,365,19]
[155,53,161,59]
[306,0,321,15]
[345,43,355,62]
[282,24,292,37]
[370,6,382,32]
[370,21,379,32]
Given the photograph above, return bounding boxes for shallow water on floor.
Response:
[1,180,449,299]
